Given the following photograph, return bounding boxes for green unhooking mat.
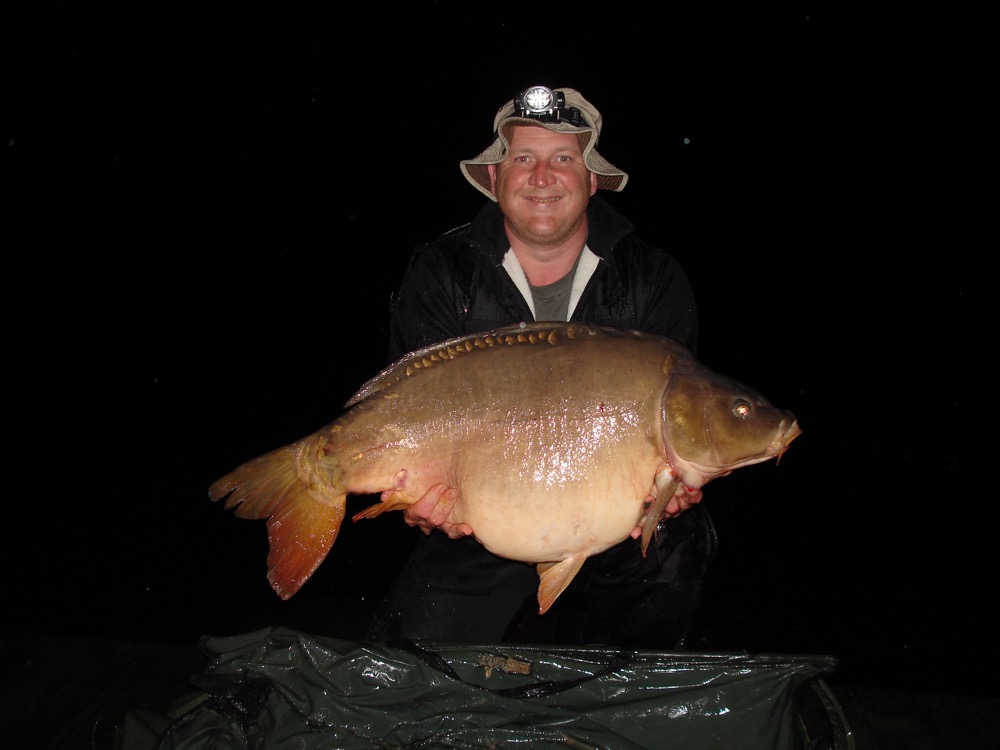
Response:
[150,626,851,749]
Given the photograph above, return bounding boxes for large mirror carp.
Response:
[209,322,801,614]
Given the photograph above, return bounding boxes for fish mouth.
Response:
[770,418,802,463]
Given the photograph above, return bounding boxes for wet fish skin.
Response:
[209,322,801,614]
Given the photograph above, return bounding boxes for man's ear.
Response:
[590,171,598,196]
[487,163,498,195]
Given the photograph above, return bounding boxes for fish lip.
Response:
[773,419,802,452]
[768,419,802,464]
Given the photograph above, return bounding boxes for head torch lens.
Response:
[521,86,555,113]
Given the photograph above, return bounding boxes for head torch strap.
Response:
[512,106,586,127]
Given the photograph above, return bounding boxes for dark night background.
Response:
[7,8,994,697]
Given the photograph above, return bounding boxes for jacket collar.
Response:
[466,195,636,265]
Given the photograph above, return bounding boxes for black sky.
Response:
[7,9,994,694]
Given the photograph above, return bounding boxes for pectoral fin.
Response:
[536,556,586,614]
[640,469,680,557]
[351,488,418,521]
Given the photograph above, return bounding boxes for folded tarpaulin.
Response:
[153,626,851,749]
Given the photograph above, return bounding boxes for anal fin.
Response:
[535,556,586,614]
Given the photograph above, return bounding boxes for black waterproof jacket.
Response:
[372,196,716,647]
[386,196,698,362]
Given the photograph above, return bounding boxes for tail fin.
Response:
[208,441,346,600]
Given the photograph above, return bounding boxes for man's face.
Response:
[488,125,598,248]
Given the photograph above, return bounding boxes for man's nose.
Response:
[529,163,554,187]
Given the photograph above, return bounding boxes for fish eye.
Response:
[733,399,752,418]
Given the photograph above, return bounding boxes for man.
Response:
[366,86,717,648]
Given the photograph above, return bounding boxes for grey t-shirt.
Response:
[529,273,574,321]
[528,251,583,322]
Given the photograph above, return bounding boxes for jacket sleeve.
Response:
[385,242,470,363]
[582,236,700,355]
[635,249,700,355]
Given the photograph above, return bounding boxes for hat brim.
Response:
[460,118,628,201]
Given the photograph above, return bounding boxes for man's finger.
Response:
[403,483,450,527]
[429,487,460,526]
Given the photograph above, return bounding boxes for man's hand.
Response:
[403,483,474,539]
[629,483,703,539]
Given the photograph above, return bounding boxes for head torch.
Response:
[512,85,586,127]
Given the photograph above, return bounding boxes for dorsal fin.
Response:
[344,323,578,407]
